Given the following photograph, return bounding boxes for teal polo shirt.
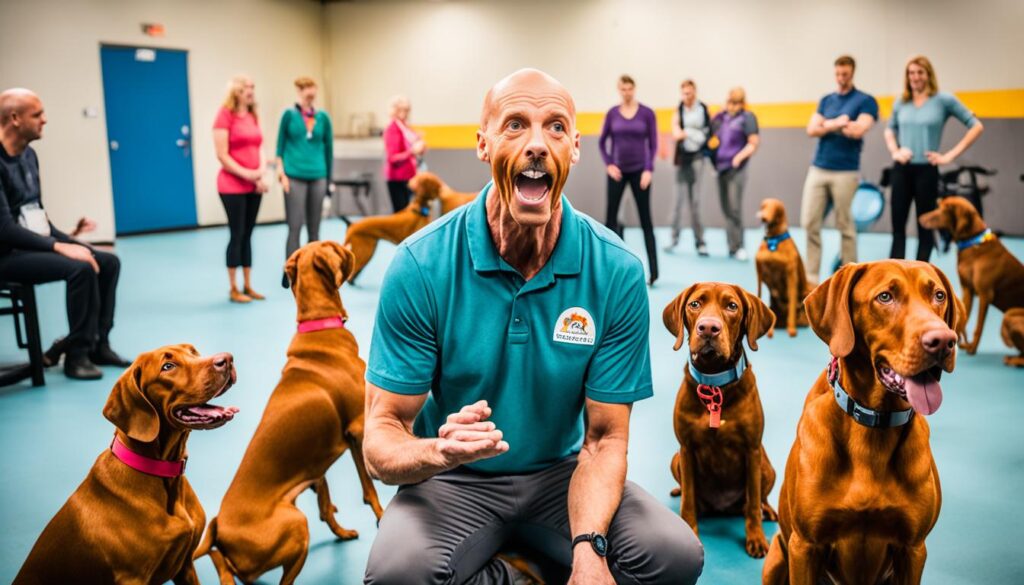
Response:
[366,182,653,473]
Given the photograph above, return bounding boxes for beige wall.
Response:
[0,0,324,241]
[325,0,1024,128]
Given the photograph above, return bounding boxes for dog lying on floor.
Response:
[343,176,440,282]
[663,282,778,558]
[919,196,1024,355]
[763,260,965,584]
[15,345,238,585]
[410,170,478,215]
[755,198,812,337]
[1002,308,1024,367]
[194,241,383,585]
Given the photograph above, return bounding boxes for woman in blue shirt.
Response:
[884,55,984,261]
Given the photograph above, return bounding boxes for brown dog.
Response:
[194,241,383,585]
[663,282,778,558]
[763,260,965,585]
[15,345,238,585]
[755,198,811,337]
[344,176,440,282]
[410,170,478,215]
[919,196,1024,354]
[1002,308,1024,367]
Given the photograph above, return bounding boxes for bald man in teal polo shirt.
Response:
[362,69,703,585]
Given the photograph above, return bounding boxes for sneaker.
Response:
[696,244,709,257]
[733,249,749,262]
[663,233,680,253]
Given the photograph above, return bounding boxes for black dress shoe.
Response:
[90,344,132,368]
[43,337,69,367]
[64,355,103,380]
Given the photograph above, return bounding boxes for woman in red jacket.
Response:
[382,95,425,212]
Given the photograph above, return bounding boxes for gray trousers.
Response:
[284,176,327,259]
[799,166,859,281]
[364,456,703,585]
[670,156,706,245]
[716,166,748,254]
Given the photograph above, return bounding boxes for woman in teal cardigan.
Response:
[275,76,334,284]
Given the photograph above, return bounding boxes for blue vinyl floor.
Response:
[1,218,1022,584]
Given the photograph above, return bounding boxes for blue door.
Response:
[100,46,197,234]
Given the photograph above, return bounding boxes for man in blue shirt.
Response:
[361,69,703,584]
[799,55,879,286]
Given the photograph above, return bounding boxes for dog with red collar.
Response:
[663,281,778,558]
[15,345,238,585]
[195,241,383,585]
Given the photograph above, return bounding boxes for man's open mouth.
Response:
[173,372,239,429]
[877,362,944,415]
[514,169,553,207]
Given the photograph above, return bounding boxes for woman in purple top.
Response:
[600,75,659,285]
[711,87,760,260]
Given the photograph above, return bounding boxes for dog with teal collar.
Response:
[755,198,812,338]
[664,281,778,558]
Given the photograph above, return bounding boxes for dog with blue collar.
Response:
[764,260,965,584]
[755,198,812,338]
[663,282,778,558]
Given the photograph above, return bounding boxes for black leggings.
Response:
[0,246,120,356]
[220,192,262,267]
[387,180,411,213]
[606,170,658,279]
[889,164,938,262]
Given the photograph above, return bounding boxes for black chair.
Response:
[0,282,45,387]
[331,172,377,225]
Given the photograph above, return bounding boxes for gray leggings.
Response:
[716,165,748,254]
[364,455,703,585]
[284,177,327,259]
[670,156,706,245]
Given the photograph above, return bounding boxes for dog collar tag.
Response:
[696,384,723,429]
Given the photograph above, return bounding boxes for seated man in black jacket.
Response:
[0,88,129,380]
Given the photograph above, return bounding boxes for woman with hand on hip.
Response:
[383,95,425,212]
[600,74,660,285]
[711,87,760,261]
[213,74,267,303]
[276,76,334,287]
[884,55,983,262]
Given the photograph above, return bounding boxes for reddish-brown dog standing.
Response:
[664,282,778,558]
[755,198,811,338]
[410,170,478,215]
[15,345,239,585]
[194,241,383,585]
[763,260,965,585]
[919,196,1024,354]
[343,176,440,283]
[1002,308,1024,367]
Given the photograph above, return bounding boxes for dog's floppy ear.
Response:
[804,263,867,357]
[663,284,698,351]
[739,286,775,351]
[103,363,160,443]
[933,265,967,336]
[414,173,442,205]
[284,247,301,289]
[326,241,355,288]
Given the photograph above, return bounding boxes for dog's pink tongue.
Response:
[905,371,943,415]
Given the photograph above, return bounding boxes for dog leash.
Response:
[827,357,914,428]
[689,353,747,429]
[955,228,995,251]
[110,435,186,478]
[763,231,791,252]
[297,316,347,333]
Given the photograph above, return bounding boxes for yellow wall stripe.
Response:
[415,88,1022,150]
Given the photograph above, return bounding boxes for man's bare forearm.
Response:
[364,417,450,485]
[568,435,628,539]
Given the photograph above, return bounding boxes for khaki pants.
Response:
[800,166,859,281]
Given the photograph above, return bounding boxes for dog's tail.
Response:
[193,516,217,560]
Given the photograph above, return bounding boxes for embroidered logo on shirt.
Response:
[553,307,596,346]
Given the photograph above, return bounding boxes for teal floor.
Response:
[1,219,1022,584]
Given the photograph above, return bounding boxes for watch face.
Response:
[592,534,608,556]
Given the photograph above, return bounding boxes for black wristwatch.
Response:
[572,532,609,557]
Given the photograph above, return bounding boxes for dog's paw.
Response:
[787,327,797,337]
[766,329,774,339]
[745,531,769,558]
[670,487,681,497]
[762,502,779,522]
[332,528,360,540]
